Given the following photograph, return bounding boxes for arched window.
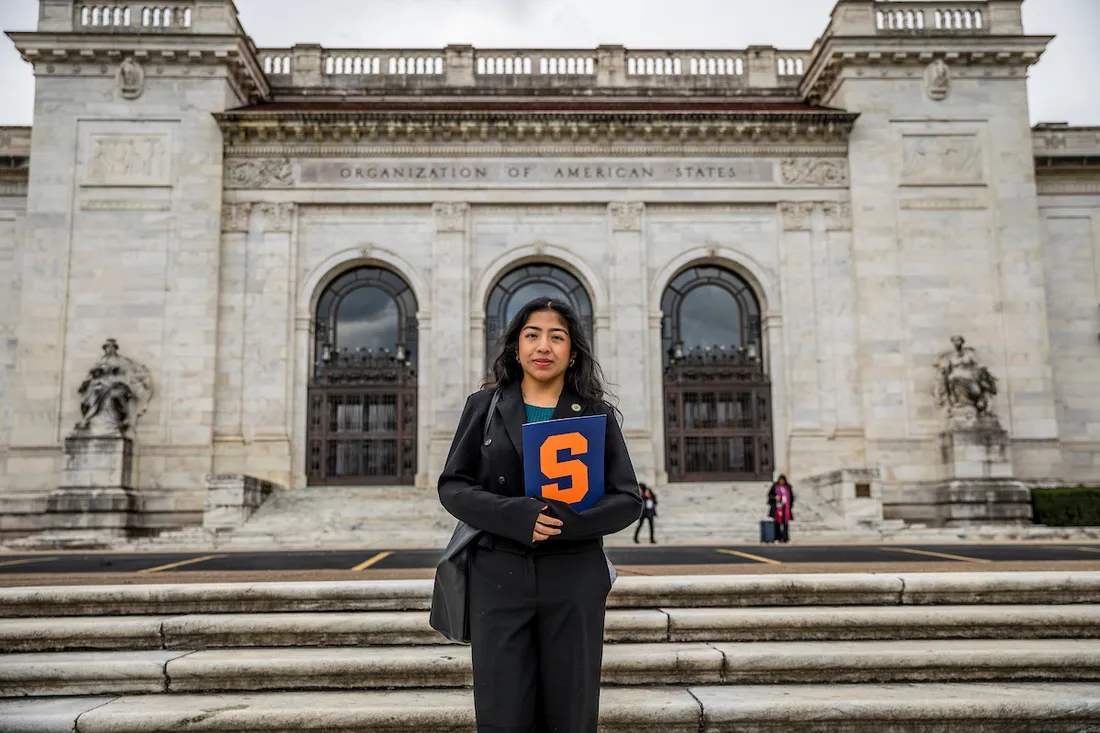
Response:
[661,265,762,368]
[308,267,419,486]
[485,263,594,366]
[661,265,771,482]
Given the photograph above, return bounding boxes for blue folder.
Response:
[522,414,606,513]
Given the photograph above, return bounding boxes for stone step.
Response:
[4,639,1100,697]
[4,604,1100,653]
[3,683,1100,732]
[5,572,1099,618]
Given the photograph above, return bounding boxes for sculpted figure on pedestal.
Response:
[74,339,153,435]
[933,335,998,426]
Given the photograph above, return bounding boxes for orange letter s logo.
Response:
[539,432,589,504]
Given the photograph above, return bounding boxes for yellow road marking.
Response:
[716,549,782,565]
[0,556,59,569]
[1073,546,1100,555]
[351,551,393,571]
[880,547,992,563]
[136,554,226,574]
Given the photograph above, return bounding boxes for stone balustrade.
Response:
[77,2,194,30]
[256,45,812,93]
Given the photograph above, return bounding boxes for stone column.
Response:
[240,202,294,485]
[213,202,251,454]
[426,203,470,485]
[607,202,656,483]
[646,309,668,486]
[764,312,789,478]
[824,202,867,463]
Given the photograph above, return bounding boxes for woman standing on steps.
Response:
[438,297,643,733]
[767,474,796,543]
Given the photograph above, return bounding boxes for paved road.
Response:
[2,542,1099,576]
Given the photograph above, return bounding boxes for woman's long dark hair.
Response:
[484,297,618,416]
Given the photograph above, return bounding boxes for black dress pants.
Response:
[633,514,655,543]
[776,520,790,543]
[469,541,612,733]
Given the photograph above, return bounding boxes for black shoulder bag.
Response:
[428,389,501,644]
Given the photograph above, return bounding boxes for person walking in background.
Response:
[767,474,795,543]
[633,483,658,544]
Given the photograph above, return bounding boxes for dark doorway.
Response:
[307,267,418,485]
[661,266,772,482]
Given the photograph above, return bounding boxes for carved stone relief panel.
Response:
[609,202,644,232]
[225,158,294,189]
[780,158,849,187]
[221,202,253,232]
[779,202,814,231]
[433,202,468,233]
[85,133,171,187]
[901,134,984,186]
[256,202,294,232]
[823,202,852,231]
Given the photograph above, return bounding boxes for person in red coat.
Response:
[767,474,795,543]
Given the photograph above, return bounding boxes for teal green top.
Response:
[524,404,555,424]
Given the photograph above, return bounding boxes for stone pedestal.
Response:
[935,419,1032,526]
[42,434,139,542]
[804,468,885,527]
[204,474,277,531]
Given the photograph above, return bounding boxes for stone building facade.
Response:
[0,0,1098,539]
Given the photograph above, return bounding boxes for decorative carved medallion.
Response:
[74,339,154,437]
[256,202,294,232]
[779,202,814,231]
[433,202,468,232]
[923,59,950,101]
[823,202,852,231]
[780,158,849,186]
[609,202,644,232]
[221,202,253,232]
[225,158,294,189]
[117,57,145,100]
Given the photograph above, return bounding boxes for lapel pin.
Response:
[571,403,582,412]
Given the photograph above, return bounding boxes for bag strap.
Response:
[483,388,502,441]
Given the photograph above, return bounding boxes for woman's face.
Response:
[518,309,573,384]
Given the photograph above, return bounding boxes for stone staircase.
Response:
[2,572,1100,730]
[109,481,897,551]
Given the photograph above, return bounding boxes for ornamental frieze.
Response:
[780,158,849,186]
[224,156,853,189]
[225,158,293,189]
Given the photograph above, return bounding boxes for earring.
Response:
[516,354,521,363]
[569,358,576,367]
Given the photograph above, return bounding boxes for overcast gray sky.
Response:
[1,0,1097,126]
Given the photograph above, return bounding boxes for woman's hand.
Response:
[532,505,564,543]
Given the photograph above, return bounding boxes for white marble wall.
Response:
[1040,196,1100,481]
[826,68,1060,495]
[0,195,26,471]
[5,66,243,500]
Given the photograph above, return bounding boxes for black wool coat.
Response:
[438,380,643,551]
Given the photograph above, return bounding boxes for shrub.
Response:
[1031,485,1100,527]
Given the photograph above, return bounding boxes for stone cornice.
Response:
[800,35,1051,105]
[214,109,857,157]
[7,31,269,103]
[1033,125,1100,158]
